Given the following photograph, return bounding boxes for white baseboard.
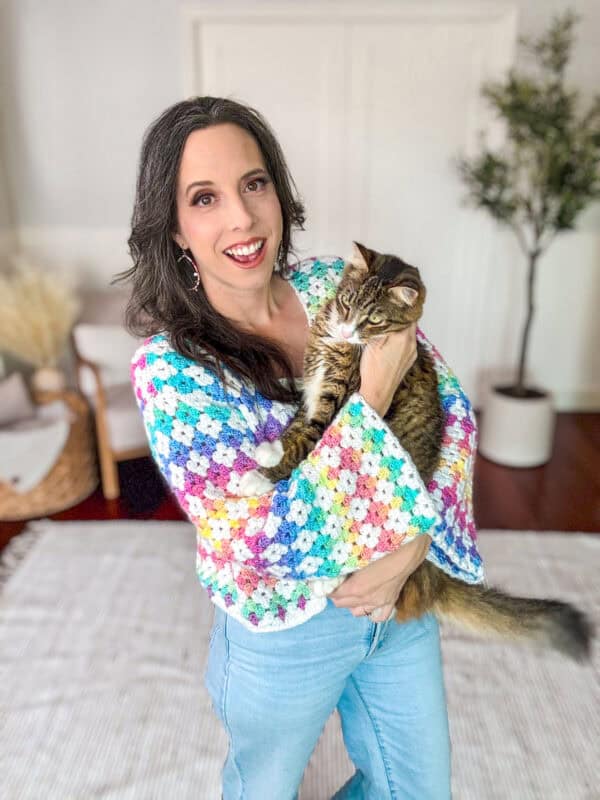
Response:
[475,390,600,414]
[552,390,600,412]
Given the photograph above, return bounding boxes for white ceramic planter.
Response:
[478,385,556,467]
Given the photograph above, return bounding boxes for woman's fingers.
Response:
[368,604,395,622]
[329,594,360,608]
[347,604,395,622]
[349,607,368,618]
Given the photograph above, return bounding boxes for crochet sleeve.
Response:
[415,327,483,581]
[131,336,484,583]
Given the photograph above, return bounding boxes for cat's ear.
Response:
[349,241,373,274]
[389,285,419,306]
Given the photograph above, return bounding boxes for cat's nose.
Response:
[340,325,353,339]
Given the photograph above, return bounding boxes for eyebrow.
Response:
[185,168,267,197]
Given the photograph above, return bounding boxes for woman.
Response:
[124,96,483,800]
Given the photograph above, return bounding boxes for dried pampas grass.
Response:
[0,258,80,368]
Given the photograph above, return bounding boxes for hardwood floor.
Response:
[1,412,598,552]
[472,412,599,532]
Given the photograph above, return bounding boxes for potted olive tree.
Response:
[456,9,600,467]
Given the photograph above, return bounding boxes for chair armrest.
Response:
[74,354,108,413]
[34,389,90,418]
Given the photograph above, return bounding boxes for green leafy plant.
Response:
[456,10,600,396]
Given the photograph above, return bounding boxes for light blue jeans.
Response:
[204,599,451,800]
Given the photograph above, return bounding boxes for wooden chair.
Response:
[71,311,149,500]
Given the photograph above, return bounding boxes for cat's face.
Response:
[326,242,426,344]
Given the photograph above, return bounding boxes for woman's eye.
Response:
[193,177,268,206]
[246,177,267,192]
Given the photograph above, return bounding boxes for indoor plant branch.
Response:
[455,9,600,397]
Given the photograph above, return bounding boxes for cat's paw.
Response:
[238,469,275,496]
[255,439,284,468]
[310,576,344,597]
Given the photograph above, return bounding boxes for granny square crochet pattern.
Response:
[131,256,484,632]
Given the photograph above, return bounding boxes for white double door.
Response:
[184,3,518,396]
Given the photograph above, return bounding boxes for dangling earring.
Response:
[276,242,286,271]
[177,247,200,292]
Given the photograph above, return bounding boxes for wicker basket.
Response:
[0,391,99,521]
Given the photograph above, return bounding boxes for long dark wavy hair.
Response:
[115,96,306,402]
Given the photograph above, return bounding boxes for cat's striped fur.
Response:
[256,242,592,661]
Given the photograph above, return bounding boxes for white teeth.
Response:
[225,240,264,257]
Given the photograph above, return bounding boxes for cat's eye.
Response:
[368,313,383,324]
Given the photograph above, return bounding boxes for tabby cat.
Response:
[239,242,592,662]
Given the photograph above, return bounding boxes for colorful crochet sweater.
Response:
[131,255,484,632]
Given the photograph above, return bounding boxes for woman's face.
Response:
[172,123,283,298]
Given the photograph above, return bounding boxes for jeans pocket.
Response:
[204,620,227,719]
[208,621,221,649]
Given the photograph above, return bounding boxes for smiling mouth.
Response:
[224,239,266,263]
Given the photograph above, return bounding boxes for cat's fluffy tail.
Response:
[435,574,593,661]
[399,563,594,662]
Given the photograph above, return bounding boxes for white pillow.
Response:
[0,372,36,426]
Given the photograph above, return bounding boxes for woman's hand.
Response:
[327,534,431,622]
[358,322,418,417]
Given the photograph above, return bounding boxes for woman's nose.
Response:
[228,195,255,230]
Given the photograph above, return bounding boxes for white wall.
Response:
[0,0,599,409]
[0,0,15,261]
[0,128,12,253]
